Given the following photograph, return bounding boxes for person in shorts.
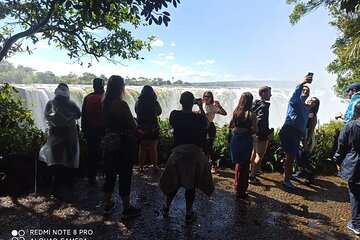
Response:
[279,74,313,190]
[249,86,274,184]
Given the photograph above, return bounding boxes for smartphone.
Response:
[307,72,314,77]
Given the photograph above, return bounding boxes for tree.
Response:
[287,0,360,96]
[0,0,180,65]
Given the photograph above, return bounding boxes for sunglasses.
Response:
[203,95,211,98]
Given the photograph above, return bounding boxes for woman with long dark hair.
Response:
[202,90,227,174]
[293,97,320,183]
[135,85,162,173]
[101,75,141,218]
[229,92,258,199]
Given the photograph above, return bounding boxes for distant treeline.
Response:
[0,61,190,86]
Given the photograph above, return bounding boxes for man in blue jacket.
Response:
[335,82,360,123]
[279,74,313,190]
[334,102,360,235]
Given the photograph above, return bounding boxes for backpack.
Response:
[85,93,104,128]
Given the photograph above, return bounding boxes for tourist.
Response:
[159,91,214,224]
[279,74,313,190]
[135,85,162,173]
[229,92,258,199]
[38,83,81,198]
[81,78,105,184]
[335,82,360,123]
[101,75,141,218]
[293,97,320,184]
[202,91,227,174]
[249,86,273,184]
[333,102,360,236]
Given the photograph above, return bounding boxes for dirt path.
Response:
[0,169,358,240]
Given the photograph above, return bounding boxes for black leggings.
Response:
[204,122,216,165]
[103,145,135,197]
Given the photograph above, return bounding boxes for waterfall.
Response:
[13,84,347,131]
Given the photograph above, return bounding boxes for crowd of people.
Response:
[37,74,360,233]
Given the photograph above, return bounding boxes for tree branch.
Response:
[0,0,65,61]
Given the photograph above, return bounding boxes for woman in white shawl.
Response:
[39,83,81,197]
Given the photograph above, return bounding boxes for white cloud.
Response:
[165,52,174,60]
[150,60,167,66]
[152,39,164,47]
[196,59,215,65]
[165,55,174,60]
[157,53,165,57]
[170,41,176,47]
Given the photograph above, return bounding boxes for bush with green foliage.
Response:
[0,83,46,157]
[158,118,173,163]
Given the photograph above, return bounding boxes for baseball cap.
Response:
[344,82,360,92]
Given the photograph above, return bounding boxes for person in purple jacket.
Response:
[334,102,360,236]
[279,74,313,190]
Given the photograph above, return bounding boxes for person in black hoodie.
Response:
[135,85,162,173]
[334,102,360,235]
[249,86,274,184]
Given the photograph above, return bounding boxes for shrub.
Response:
[158,118,173,164]
[0,83,46,157]
[0,83,46,184]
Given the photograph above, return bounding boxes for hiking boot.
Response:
[185,211,197,223]
[282,181,297,190]
[103,201,116,215]
[347,221,360,235]
[211,166,218,174]
[122,206,141,219]
[248,176,260,184]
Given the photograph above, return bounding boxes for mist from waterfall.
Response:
[13,83,348,131]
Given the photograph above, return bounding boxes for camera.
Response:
[193,98,202,105]
[307,72,314,77]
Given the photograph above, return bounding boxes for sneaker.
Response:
[185,211,197,223]
[211,166,218,174]
[122,206,141,219]
[162,205,170,217]
[304,175,314,184]
[293,170,307,178]
[248,176,260,184]
[282,181,297,190]
[290,175,301,182]
[103,201,116,215]
[347,221,360,235]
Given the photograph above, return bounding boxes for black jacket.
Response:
[252,99,271,136]
[135,99,162,126]
[334,119,360,184]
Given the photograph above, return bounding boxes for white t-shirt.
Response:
[203,104,219,122]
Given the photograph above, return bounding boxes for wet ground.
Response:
[0,168,358,240]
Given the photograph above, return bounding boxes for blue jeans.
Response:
[349,182,360,229]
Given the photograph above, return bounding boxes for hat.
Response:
[344,82,360,92]
[180,91,194,106]
[54,83,70,98]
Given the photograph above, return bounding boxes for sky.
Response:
[8,1,339,89]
